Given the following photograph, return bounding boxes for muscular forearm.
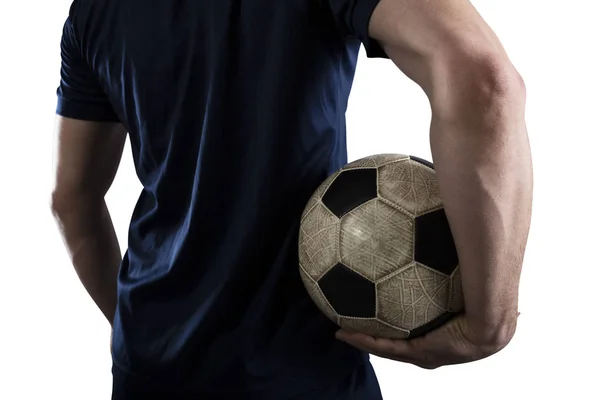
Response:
[51,197,121,326]
[430,68,533,344]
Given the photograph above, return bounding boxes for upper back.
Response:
[67,0,356,175]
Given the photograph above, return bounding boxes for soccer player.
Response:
[51,0,533,398]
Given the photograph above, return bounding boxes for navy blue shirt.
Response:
[56,0,387,397]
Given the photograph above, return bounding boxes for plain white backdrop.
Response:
[1,0,599,399]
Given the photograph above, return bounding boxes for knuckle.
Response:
[415,356,439,370]
[419,362,439,370]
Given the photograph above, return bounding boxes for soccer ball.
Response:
[298,154,464,339]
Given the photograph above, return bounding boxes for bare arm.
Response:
[50,116,127,326]
[370,0,533,344]
[338,0,532,367]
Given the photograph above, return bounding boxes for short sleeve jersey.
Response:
[56,0,387,397]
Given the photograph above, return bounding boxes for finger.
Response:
[338,336,441,369]
[336,330,403,352]
[338,329,451,369]
[336,330,420,363]
[336,330,389,356]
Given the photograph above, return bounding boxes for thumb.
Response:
[335,329,354,341]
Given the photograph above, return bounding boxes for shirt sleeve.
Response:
[56,15,120,122]
[323,0,387,59]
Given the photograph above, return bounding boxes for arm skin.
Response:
[50,117,127,326]
[337,0,532,368]
[370,0,533,345]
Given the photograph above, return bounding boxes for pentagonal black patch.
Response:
[321,168,377,218]
[318,263,376,318]
[414,208,458,275]
[408,312,458,339]
[410,155,434,170]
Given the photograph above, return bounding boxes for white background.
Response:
[1,1,599,399]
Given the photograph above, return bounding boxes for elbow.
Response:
[473,56,525,110]
[469,53,525,98]
[50,190,72,219]
[430,51,526,125]
[50,188,95,218]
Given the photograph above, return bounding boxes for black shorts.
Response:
[111,361,382,400]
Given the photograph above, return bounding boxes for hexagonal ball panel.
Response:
[318,263,376,318]
[343,154,409,170]
[322,168,378,218]
[340,198,413,281]
[376,262,450,331]
[414,208,458,275]
[339,317,410,340]
[299,203,340,281]
[378,159,442,216]
[299,265,340,325]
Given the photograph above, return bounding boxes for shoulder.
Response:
[65,0,113,28]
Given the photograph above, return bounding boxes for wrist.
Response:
[465,309,520,348]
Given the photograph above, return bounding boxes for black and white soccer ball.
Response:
[299,154,463,339]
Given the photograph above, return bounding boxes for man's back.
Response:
[56,0,386,397]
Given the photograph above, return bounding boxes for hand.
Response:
[335,313,519,370]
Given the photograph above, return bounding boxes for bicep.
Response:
[52,117,127,200]
[52,12,126,201]
[367,0,510,94]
